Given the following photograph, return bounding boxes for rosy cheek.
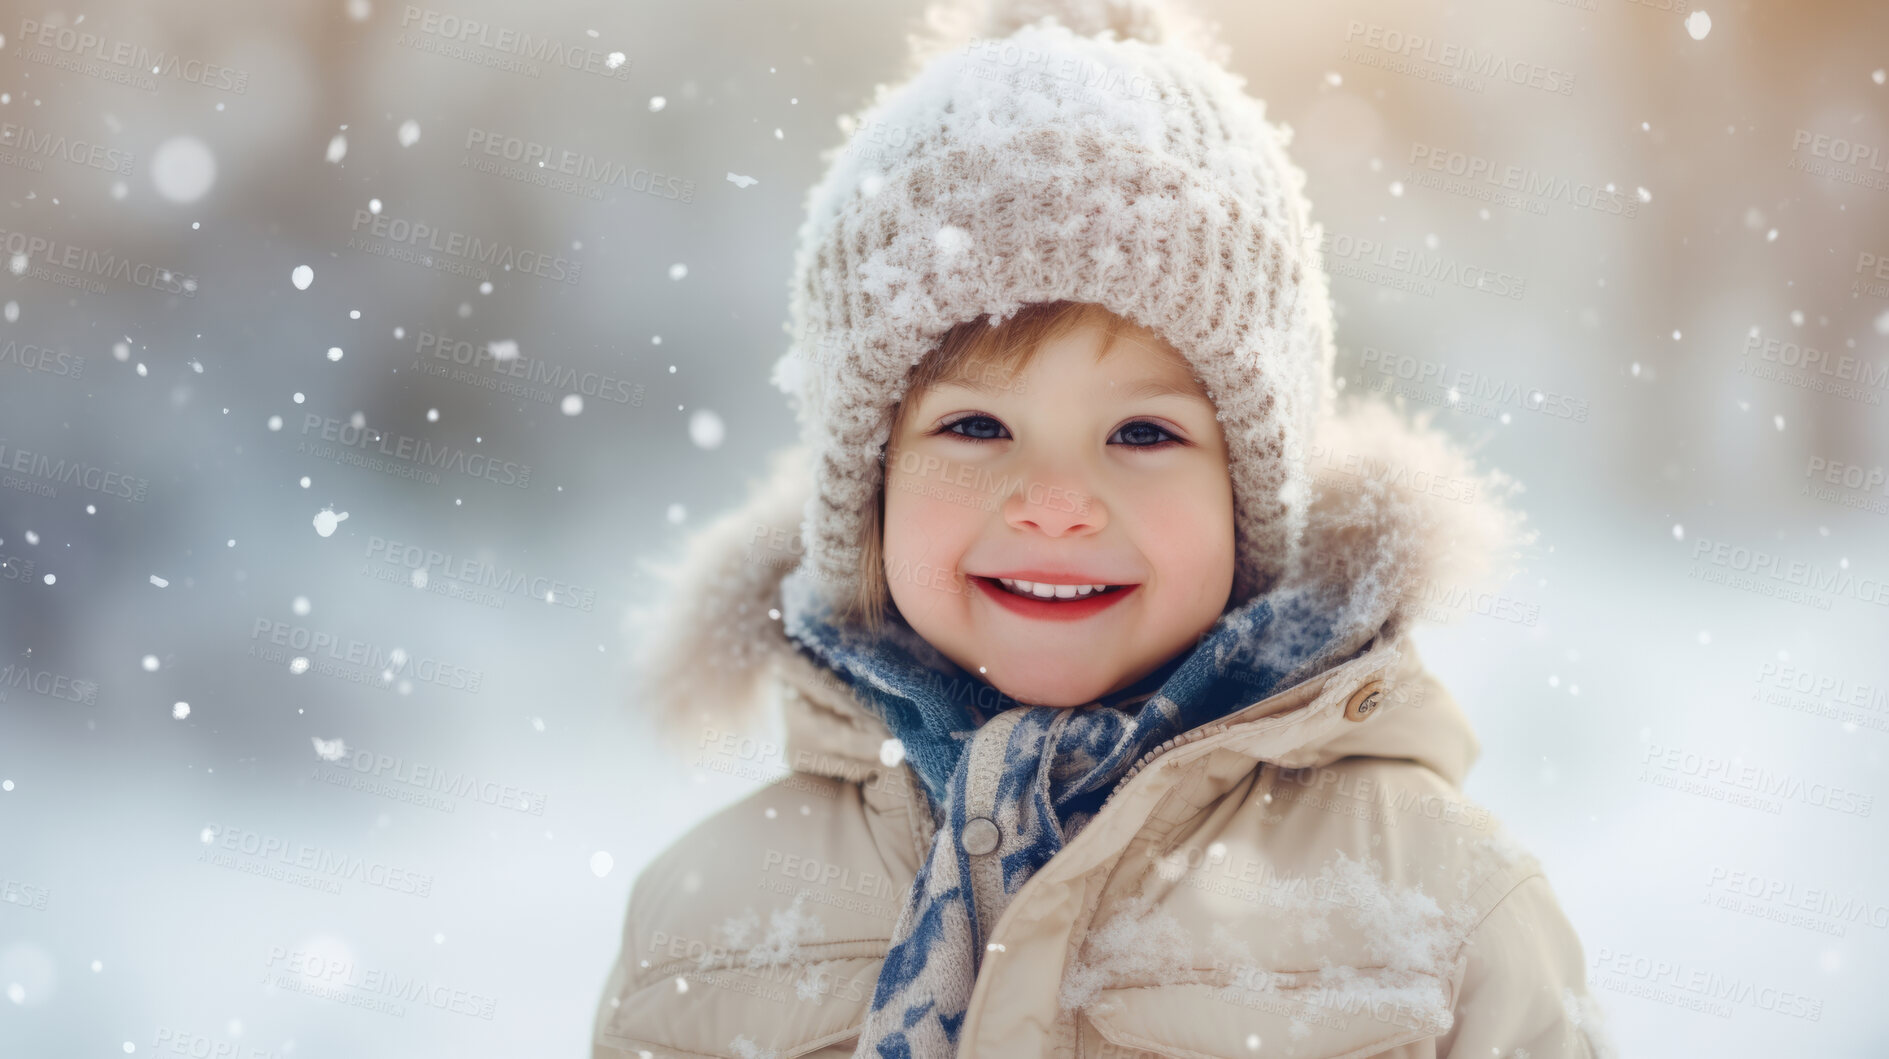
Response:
[1127,476,1219,543]
[887,472,958,545]
[1125,473,1235,605]
[882,472,980,603]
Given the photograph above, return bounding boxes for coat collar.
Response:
[625,402,1517,795]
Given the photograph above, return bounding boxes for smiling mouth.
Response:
[969,575,1140,621]
[987,577,1130,601]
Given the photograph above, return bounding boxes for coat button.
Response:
[1344,680,1386,722]
[961,816,1001,855]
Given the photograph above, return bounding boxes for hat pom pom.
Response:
[904,0,1230,73]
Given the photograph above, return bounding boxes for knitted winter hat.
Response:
[769,0,1337,609]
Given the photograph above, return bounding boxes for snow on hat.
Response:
[769,0,1337,609]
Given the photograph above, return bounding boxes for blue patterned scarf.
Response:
[778,565,1372,1057]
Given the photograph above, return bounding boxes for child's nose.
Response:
[1001,477,1105,537]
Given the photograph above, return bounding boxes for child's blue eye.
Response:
[1110,420,1180,448]
[941,415,1010,441]
[937,416,1182,447]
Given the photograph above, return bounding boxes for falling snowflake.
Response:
[312,508,350,538]
[690,409,725,449]
[151,136,217,203]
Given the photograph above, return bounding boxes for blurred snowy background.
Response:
[1,0,1887,1055]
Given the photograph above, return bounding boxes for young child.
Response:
[594,2,1610,1057]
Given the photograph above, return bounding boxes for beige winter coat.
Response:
[593,413,1610,1059]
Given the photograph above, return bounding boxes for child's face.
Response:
[882,319,1235,708]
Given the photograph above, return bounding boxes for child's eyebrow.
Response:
[1115,376,1209,402]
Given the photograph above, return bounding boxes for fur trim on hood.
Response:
[623,399,1527,761]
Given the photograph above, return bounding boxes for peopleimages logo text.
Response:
[1689,537,1889,608]
[417,330,643,405]
[398,6,629,80]
[348,210,580,285]
[1309,230,1526,300]
[12,18,251,93]
[1342,21,1575,95]
[298,414,531,488]
[0,663,99,704]
[364,536,597,612]
[330,745,546,815]
[0,338,86,378]
[1406,142,1636,218]
[0,121,134,175]
[0,227,198,296]
[0,437,149,501]
[462,128,693,203]
[249,618,484,693]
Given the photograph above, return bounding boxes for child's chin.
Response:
[985,669,1120,710]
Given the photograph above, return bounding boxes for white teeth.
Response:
[996,578,1113,600]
